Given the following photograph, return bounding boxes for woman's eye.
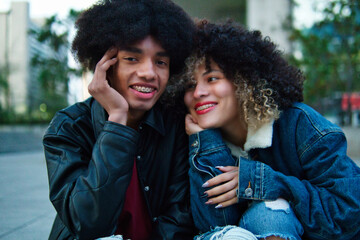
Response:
[185,82,196,90]
[208,77,218,82]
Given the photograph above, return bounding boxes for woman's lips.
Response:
[194,102,217,115]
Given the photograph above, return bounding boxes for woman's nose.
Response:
[193,82,209,98]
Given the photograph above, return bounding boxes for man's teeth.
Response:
[132,86,154,93]
[196,104,216,111]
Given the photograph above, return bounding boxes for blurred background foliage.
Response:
[0,0,359,124]
[28,9,82,121]
[288,0,360,121]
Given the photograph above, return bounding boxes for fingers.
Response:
[201,166,239,208]
[204,177,237,198]
[205,187,238,208]
[93,48,118,82]
[214,196,238,208]
[216,166,238,173]
[203,168,238,188]
[97,47,118,70]
[185,114,203,135]
[205,188,238,207]
[185,114,194,125]
[87,47,129,124]
[88,48,118,95]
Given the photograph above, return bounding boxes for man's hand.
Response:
[202,166,239,208]
[185,114,204,135]
[88,47,129,124]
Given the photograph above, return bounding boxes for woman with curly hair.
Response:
[43,0,197,239]
[178,20,360,239]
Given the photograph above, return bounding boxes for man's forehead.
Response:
[119,45,169,57]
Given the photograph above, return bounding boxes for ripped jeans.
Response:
[194,198,303,240]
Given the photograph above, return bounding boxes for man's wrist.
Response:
[108,112,127,125]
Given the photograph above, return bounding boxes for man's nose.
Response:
[137,59,156,80]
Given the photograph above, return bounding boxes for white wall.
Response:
[247,0,292,54]
[7,2,30,114]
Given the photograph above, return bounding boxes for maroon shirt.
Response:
[116,159,152,240]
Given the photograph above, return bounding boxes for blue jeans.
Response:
[195,199,303,240]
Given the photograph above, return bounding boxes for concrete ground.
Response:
[0,150,56,240]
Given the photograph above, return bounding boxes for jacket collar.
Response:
[244,119,274,152]
[225,118,274,157]
[91,98,165,138]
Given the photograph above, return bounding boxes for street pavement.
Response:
[0,150,55,240]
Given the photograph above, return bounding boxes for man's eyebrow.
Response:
[120,46,169,57]
[157,52,169,58]
[121,46,142,54]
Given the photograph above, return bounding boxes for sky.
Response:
[0,0,321,27]
[0,0,95,18]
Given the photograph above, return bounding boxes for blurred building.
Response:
[0,1,49,115]
[174,0,293,53]
[247,0,293,53]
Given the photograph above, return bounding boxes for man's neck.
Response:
[126,110,146,130]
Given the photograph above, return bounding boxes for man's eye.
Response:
[157,60,168,66]
[124,57,137,62]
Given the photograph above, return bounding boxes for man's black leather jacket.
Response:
[43,98,195,239]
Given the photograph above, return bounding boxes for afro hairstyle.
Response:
[71,0,195,76]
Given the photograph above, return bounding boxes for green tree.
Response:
[174,0,246,24]
[30,9,82,121]
[289,0,360,117]
[0,65,11,122]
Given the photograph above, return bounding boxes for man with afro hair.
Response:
[43,0,196,239]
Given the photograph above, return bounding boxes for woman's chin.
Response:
[198,121,218,130]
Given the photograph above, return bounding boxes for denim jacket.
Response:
[188,102,360,240]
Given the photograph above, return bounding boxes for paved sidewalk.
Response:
[0,151,55,240]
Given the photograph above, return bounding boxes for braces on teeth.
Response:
[196,104,215,111]
[133,86,154,93]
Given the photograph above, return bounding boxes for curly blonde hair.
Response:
[178,55,280,128]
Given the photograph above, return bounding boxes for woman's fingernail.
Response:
[215,166,224,169]
[202,182,209,187]
[215,204,223,209]
[205,200,213,205]
[203,191,208,197]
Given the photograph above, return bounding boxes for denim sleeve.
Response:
[188,129,242,233]
[237,132,360,240]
